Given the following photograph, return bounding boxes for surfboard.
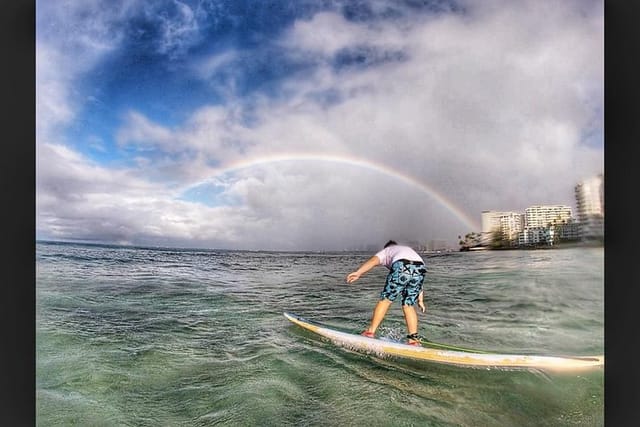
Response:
[283,312,604,371]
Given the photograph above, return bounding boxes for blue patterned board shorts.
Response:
[380,260,427,306]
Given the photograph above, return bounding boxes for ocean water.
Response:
[36,242,604,426]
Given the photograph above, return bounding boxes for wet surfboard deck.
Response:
[283,312,604,371]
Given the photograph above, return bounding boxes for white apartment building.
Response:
[482,205,578,247]
[575,174,604,240]
[518,227,551,246]
[481,211,503,234]
[524,205,573,228]
[515,205,575,246]
[481,210,503,244]
[481,210,524,245]
[557,221,581,241]
[500,212,525,243]
[517,221,580,246]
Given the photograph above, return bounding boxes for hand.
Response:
[418,300,426,313]
[346,271,361,283]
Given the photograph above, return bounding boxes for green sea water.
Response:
[36,242,604,426]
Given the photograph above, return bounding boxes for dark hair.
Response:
[383,240,397,248]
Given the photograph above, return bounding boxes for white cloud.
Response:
[36,0,133,143]
[36,0,604,250]
[154,0,202,58]
[192,50,238,80]
[116,111,177,151]
[282,12,372,57]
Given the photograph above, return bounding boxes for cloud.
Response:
[36,0,133,142]
[37,141,242,247]
[116,111,177,151]
[149,0,203,58]
[193,50,238,81]
[282,12,378,57]
[36,0,604,250]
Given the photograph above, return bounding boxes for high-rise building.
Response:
[481,210,503,241]
[524,205,573,228]
[575,174,604,240]
[481,210,524,245]
[482,202,581,247]
[499,212,525,242]
[518,227,551,246]
[515,205,574,246]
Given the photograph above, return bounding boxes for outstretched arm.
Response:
[346,256,380,283]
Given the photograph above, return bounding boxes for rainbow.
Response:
[186,153,480,231]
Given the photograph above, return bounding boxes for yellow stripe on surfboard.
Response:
[283,312,604,371]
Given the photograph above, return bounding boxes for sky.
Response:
[36,0,604,251]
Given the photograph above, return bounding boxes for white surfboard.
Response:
[284,312,604,371]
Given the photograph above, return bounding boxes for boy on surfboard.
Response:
[346,240,427,345]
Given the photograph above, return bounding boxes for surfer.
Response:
[346,240,427,345]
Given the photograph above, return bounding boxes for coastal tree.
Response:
[489,229,509,249]
[458,232,482,251]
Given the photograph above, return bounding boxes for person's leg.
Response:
[364,299,393,333]
[366,262,403,334]
[402,304,418,335]
[401,264,425,343]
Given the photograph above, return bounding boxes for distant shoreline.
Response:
[37,239,604,254]
[460,240,604,252]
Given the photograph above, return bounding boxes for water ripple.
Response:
[36,242,604,426]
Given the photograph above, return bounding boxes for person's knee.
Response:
[375,299,393,311]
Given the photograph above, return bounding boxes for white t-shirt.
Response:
[375,245,424,269]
